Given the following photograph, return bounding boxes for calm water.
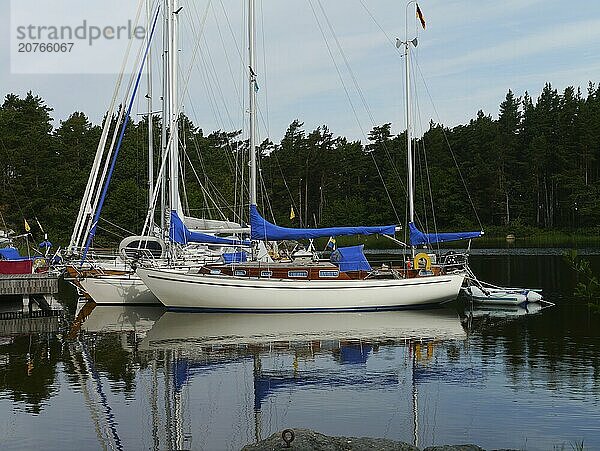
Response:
[1,251,599,450]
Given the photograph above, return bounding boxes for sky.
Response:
[2,0,600,143]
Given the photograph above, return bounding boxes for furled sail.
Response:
[0,247,29,260]
[250,205,396,241]
[170,211,250,246]
[409,222,483,245]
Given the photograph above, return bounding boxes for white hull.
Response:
[80,273,160,305]
[137,267,466,311]
[140,308,466,351]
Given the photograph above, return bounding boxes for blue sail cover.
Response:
[222,252,248,263]
[250,205,396,241]
[330,245,372,272]
[0,247,30,261]
[409,222,483,246]
[169,211,249,246]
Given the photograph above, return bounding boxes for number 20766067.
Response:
[18,42,74,52]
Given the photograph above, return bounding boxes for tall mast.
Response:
[169,0,181,217]
[405,1,417,256]
[147,0,155,229]
[248,0,257,206]
[405,3,415,227]
[160,0,170,235]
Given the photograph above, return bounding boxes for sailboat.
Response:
[64,0,249,305]
[136,1,483,311]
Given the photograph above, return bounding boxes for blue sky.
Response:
[2,0,600,143]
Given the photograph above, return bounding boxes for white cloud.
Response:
[2,0,600,142]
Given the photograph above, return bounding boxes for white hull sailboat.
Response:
[137,266,465,311]
[137,1,481,311]
[66,1,249,305]
[80,273,158,306]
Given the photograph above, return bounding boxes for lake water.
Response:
[1,251,599,450]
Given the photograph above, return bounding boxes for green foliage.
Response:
[2,81,600,248]
[563,249,600,313]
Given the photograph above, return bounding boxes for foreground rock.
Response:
[241,429,488,451]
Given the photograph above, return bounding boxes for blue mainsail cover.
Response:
[250,205,396,241]
[170,211,249,246]
[330,245,372,272]
[409,222,483,245]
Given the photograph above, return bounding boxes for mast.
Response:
[405,1,417,256]
[147,0,155,230]
[405,40,413,226]
[169,0,181,217]
[160,0,170,236]
[248,0,257,206]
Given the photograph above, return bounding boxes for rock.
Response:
[242,428,419,451]
[423,446,485,451]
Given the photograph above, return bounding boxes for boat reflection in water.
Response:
[136,307,466,449]
[140,308,466,350]
[76,300,164,335]
[468,302,542,319]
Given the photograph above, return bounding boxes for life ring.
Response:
[32,257,48,271]
[413,253,431,271]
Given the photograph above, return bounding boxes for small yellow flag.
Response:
[24,219,31,232]
[290,206,296,220]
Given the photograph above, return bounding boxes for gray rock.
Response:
[423,446,485,451]
[242,428,419,451]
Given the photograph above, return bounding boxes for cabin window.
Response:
[288,270,308,278]
[210,269,222,275]
[260,270,272,278]
[319,270,339,278]
[234,270,246,276]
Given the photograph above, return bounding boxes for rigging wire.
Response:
[316,0,407,202]
[99,217,136,237]
[307,0,401,224]
[180,144,232,222]
[414,60,483,231]
[81,0,149,250]
[358,0,406,57]
[185,0,251,223]
[358,0,482,233]
[258,0,271,138]
[411,59,441,253]
[213,1,244,109]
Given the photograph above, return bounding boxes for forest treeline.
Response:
[1,81,600,247]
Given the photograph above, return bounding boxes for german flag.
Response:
[416,3,426,30]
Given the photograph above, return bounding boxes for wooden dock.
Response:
[0,273,59,296]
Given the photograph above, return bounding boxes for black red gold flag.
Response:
[416,4,426,30]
